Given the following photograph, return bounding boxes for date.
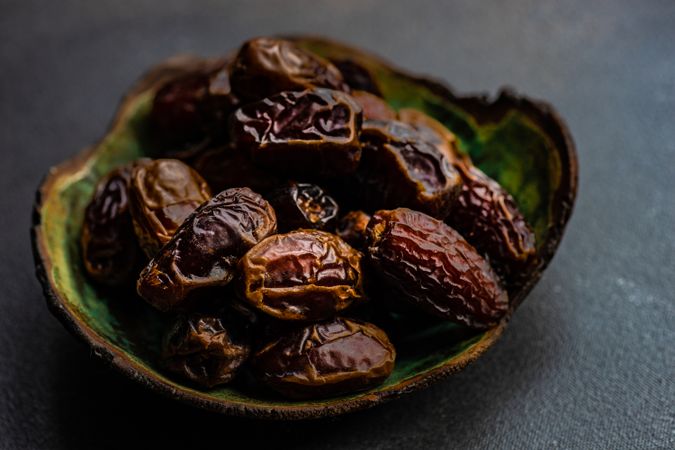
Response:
[81,164,142,286]
[366,208,508,329]
[350,90,397,121]
[137,187,277,312]
[251,317,395,399]
[268,182,339,232]
[447,164,537,284]
[354,120,462,219]
[230,88,363,176]
[229,38,347,102]
[129,159,212,257]
[162,311,251,388]
[238,230,364,321]
[332,58,382,96]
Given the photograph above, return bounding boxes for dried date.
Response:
[366,208,508,329]
[229,37,347,102]
[447,164,537,284]
[251,317,395,399]
[350,90,397,121]
[162,311,251,388]
[137,187,277,312]
[81,164,142,286]
[238,230,364,321]
[129,159,212,257]
[268,182,339,232]
[354,120,462,219]
[230,88,363,176]
[332,58,382,95]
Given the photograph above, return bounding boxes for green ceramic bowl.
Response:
[31,37,577,420]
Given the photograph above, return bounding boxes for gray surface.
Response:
[1,0,673,448]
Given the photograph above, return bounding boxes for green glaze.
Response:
[33,38,576,418]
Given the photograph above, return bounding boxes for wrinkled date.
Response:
[137,187,277,312]
[129,159,212,257]
[447,164,537,284]
[268,182,339,232]
[398,108,465,165]
[229,37,347,102]
[238,230,364,321]
[81,164,141,286]
[230,88,363,176]
[190,147,283,194]
[366,208,508,329]
[350,90,397,121]
[162,311,251,388]
[336,210,371,250]
[251,317,395,399]
[354,120,462,219]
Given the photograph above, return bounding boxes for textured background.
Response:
[1,0,674,448]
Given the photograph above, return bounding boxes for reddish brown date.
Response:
[398,108,465,165]
[268,182,339,232]
[81,164,142,286]
[332,58,382,96]
[190,147,283,194]
[366,208,508,329]
[251,317,395,399]
[447,164,537,283]
[238,230,364,321]
[354,120,462,219]
[350,90,397,121]
[230,88,363,176]
[162,311,251,388]
[229,37,347,102]
[336,210,371,249]
[129,159,212,257]
[137,187,277,312]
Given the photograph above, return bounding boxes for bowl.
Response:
[31,36,577,419]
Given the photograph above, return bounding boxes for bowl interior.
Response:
[35,38,568,415]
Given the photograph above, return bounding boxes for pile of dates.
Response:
[81,37,537,399]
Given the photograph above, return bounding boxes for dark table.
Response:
[1,0,673,448]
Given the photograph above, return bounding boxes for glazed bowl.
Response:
[32,36,577,419]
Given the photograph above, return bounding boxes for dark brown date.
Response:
[230,88,363,176]
[162,311,251,388]
[268,182,339,232]
[350,90,397,121]
[129,159,212,257]
[447,164,537,284]
[238,230,364,321]
[251,317,395,399]
[398,108,465,165]
[137,187,277,312]
[229,38,347,102]
[366,208,508,329]
[354,120,462,219]
[190,147,283,194]
[336,210,371,250]
[332,59,382,96]
[81,164,141,286]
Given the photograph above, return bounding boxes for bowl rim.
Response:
[31,37,577,420]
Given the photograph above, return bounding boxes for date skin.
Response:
[397,108,465,165]
[268,182,339,232]
[81,164,142,286]
[162,311,251,388]
[137,187,277,312]
[354,120,462,219]
[447,164,537,284]
[252,317,395,399]
[350,90,397,121]
[332,59,382,96]
[366,208,508,329]
[190,147,283,194]
[336,210,371,250]
[129,159,212,257]
[238,230,364,321]
[230,88,363,176]
[229,38,347,102]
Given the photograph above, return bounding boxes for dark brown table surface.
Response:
[1,0,673,448]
